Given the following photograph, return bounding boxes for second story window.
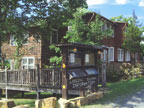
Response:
[10,33,29,46]
[110,25,114,37]
[10,36,17,46]
[101,23,108,31]
[50,29,58,44]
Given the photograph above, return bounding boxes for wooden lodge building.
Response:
[0,12,140,70]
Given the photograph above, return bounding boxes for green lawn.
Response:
[1,92,54,107]
[83,77,144,108]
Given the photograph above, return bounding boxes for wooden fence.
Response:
[0,68,62,89]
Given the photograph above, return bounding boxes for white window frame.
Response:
[85,54,90,63]
[108,47,114,62]
[103,50,107,62]
[118,48,124,62]
[23,33,29,45]
[10,35,17,46]
[70,53,75,63]
[68,26,72,31]
[21,57,35,69]
[10,34,29,46]
[50,29,58,44]
[125,51,130,61]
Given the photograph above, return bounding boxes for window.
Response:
[85,53,95,66]
[118,48,124,61]
[70,53,75,63]
[101,23,108,31]
[10,34,29,46]
[110,26,114,37]
[50,29,58,44]
[68,52,81,66]
[125,51,130,61]
[101,50,107,62]
[103,50,107,62]
[23,33,29,45]
[21,57,35,69]
[68,26,72,31]
[135,53,138,62]
[108,47,114,62]
[10,36,17,46]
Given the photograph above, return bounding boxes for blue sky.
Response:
[87,0,144,24]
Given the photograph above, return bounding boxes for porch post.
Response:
[36,64,40,100]
[61,48,68,99]
[5,66,8,100]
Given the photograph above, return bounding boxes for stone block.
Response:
[58,98,70,108]
[13,105,29,108]
[87,92,103,102]
[69,97,88,107]
[0,100,16,108]
[35,97,57,108]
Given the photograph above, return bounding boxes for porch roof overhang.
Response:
[57,43,107,51]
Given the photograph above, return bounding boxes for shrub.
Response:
[107,66,122,82]
[120,63,142,80]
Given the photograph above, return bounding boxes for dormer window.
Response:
[10,33,29,46]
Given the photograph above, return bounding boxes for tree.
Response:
[49,8,113,65]
[111,11,144,53]
[64,8,113,45]
[0,0,88,67]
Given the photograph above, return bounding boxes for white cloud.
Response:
[115,0,127,5]
[87,0,108,6]
[139,0,144,7]
[138,16,144,20]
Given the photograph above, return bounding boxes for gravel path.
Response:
[113,88,144,108]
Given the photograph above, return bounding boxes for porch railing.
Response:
[0,68,62,89]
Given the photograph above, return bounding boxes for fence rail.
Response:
[0,68,62,89]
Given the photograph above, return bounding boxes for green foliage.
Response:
[111,15,133,23]
[111,14,144,53]
[123,21,143,53]
[64,8,113,45]
[0,60,10,69]
[50,56,62,65]
[49,44,62,65]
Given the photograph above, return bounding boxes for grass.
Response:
[1,92,56,107]
[1,77,144,107]
[83,77,144,108]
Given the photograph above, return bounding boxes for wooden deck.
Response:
[0,68,65,98]
[0,68,82,98]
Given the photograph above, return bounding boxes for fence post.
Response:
[5,66,8,100]
[36,64,40,100]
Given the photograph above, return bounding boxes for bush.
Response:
[107,66,122,82]
[120,63,142,80]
